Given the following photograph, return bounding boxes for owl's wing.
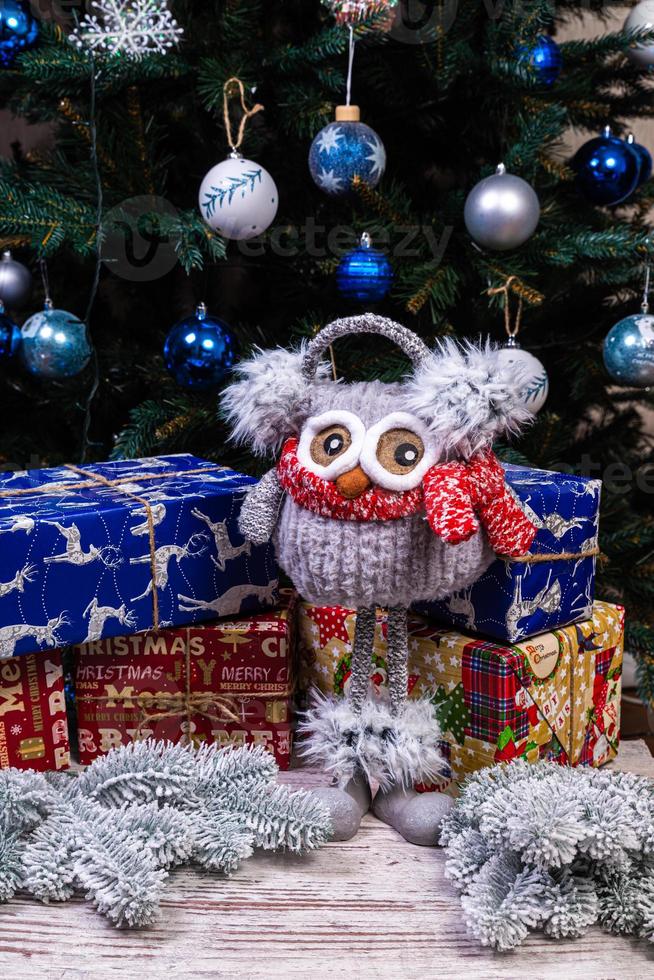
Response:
[238,468,286,545]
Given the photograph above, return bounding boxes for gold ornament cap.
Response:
[335,105,361,122]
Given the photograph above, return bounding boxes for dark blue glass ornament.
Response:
[572,127,640,206]
[603,311,654,387]
[0,0,39,68]
[336,233,393,302]
[516,35,562,86]
[627,133,652,186]
[164,304,236,390]
[309,106,386,197]
[0,302,19,359]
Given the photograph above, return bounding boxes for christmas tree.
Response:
[0,1,653,694]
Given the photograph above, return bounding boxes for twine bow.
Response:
[487,275,523,340]
[223,77,264,154]
[76,627,293,741]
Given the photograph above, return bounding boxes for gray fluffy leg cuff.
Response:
[298,690,447,790]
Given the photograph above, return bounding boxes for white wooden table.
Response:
[2,742,653,980]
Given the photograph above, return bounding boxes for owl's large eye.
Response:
[359,411,438,492]
[296,410,365,481]
[377,428,425,475]
[310,425,352,467]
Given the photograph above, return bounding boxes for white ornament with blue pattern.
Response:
[198,153,278,241]
[497,339,549,413]
[309,105,386,197]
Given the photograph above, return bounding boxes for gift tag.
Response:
[516,633,562,680]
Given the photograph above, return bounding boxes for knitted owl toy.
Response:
[222,314,537,845]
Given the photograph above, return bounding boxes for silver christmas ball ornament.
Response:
[464,164,540,251]
[624,0,654,67]
[0,250,32,309]
[496,339,549,413]
[603,312,654,387]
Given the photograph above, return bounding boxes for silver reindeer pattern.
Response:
[191,507,252,570]
[83,599,138,643]
[0,612,70,660]
[130,533,209,602]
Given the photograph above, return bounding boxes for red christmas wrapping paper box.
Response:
[74,595,296,768]
[0,650,70,771]
[298,600,623,792]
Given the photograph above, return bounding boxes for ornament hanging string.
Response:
[488,275,523,340]
[38,257,51,306]
[223,77,264,155]
[80,57,104,464]
[346,25,356,105]
[641,258,651,314]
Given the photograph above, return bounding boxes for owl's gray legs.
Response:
[386,605,409,716]
[348,605,376,715]
[300,604,445,842]
[300,607,376,840]
[370,604,453,846]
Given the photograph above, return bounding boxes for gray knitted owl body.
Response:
[276,490,494,609]
[223,315,537,844]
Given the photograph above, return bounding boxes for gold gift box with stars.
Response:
[297,600,623,792]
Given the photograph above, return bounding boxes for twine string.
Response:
[222,77,264,154]
[487,275,523,339]
[498,547,601,564]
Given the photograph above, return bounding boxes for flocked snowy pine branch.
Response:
[70,0,184,60]
[2,740,330,928]
[441,760,654,952]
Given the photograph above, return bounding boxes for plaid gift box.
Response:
[298,600,623,792]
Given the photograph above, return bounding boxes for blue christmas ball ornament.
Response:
[627,133,652,186]
[309,105,386,197]
[164,304,236,390]
[572,127,640,206]
[336,233,393,302]
[516,34,562,86]
[20,301,91,379]
[603,312,654,387]
[0,0,39,68]
[0,302,20,359]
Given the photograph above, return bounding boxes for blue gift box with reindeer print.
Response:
[0,454,278,659]
[416,465,602,644]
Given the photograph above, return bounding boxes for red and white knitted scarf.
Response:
[277,438,537,557]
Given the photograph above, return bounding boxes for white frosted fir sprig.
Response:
[70,0,184,60]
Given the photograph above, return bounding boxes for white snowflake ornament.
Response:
[70,0,184,60]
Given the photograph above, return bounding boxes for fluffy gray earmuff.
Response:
[221,315,532,458]
[406,338,533,457]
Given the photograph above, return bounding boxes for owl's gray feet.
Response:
[372,785,454,847]
[311,772,372,841]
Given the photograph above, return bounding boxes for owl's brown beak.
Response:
[336,465,372,499]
